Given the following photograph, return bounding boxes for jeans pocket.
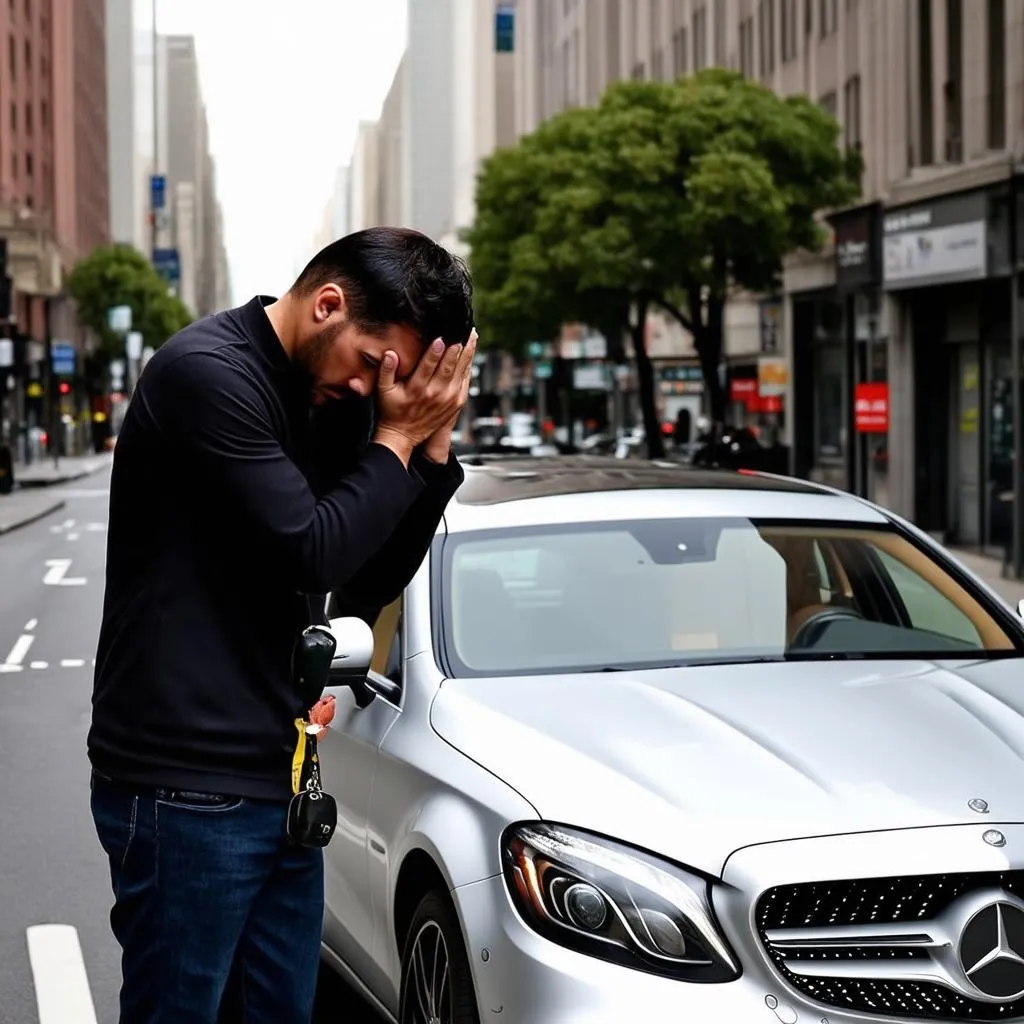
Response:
[91,785,139,894]
[156,791,244,813]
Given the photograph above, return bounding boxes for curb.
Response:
[15,468,94,489]
[0,498,66,536]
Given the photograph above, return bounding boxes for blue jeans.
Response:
[90,771,324,1023]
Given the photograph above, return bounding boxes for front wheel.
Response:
[399,890,480,1024]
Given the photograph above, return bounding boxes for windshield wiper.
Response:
[583,656,791,672]
[580,650,1023,672]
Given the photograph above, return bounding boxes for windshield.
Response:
[438,518,1020,676]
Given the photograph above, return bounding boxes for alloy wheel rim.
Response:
[404,919,451,1024]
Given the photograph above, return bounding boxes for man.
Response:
[88,226,477,1023]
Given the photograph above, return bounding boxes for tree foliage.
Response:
[67,244,194,363]
[466,68,861,456]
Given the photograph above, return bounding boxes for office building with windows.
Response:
[513,0,1023,559]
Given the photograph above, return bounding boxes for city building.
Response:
[347,120,380,234]
[338,1,516,249]
[55,0,110,259]
[303,165,352,273]
[156,33,228,317]
[512,0,1024,563]
[106,0,139,248]
[405,0,517,253]
[0,0,114,461]
[377,52,409,229]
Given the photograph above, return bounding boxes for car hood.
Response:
[430,658,1024,876]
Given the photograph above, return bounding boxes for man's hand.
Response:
[422,328,477,462]
[421,415,457,465]
[373,330,477,467]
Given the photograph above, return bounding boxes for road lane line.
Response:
[0,633,35,672]
[26,924,99,1024]
[67,533,80,541]
[42,559,87,586]
[25,619,37,631]
[60,659,86,668]
[85,523,106,532]
[30,661,48,669]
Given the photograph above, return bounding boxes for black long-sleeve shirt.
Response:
[88,296,463,801]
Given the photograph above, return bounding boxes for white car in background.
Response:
[318,455,1024,1024]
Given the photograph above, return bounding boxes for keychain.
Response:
[286,696,339,847]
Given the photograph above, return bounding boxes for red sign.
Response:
[854,382,889,433]
[747,394,783,414]
[730,378,758,402]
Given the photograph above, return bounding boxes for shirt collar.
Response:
[240,294,292,374]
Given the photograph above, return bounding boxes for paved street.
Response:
[0,463,380,1024]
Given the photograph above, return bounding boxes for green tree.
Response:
[67,243,193,364]
[467,68,861,457]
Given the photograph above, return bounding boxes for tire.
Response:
[398,890,480,1024]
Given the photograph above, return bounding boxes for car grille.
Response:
[756,871,1024,1020]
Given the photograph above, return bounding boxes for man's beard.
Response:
[296,322,343,387]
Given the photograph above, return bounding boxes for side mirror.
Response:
[327,617,375,705]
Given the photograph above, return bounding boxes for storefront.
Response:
[790,286,846,486]
[656,362,704,442]
[726,356,786,444]
[883,186,1014,552]
[832,202,887,504]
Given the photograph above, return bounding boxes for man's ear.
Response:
[313,283,345,324]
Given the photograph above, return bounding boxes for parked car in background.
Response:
[317,455,1024,1024]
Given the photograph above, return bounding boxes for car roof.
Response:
[443,455,889,533]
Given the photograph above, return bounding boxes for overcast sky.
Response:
[150,0,408,303]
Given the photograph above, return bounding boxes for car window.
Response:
[441,519,1017,676]
[874,548,981,647]
[370,597,402,682]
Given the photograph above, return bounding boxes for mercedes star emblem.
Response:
[959,902,1024,1000]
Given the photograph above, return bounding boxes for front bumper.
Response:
[453,822,1024,1023]
[453,873,866,1023]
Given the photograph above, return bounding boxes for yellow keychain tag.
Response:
[291,718,308,796]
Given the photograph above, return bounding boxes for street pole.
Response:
[151,0,159,263]
[844,290,858,495]
[1011,168,1021,578]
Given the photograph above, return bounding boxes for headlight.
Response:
[501,822,740,982]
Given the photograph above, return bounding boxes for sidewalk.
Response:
[13,452,111,488]
[0,451,110,535]
[0,488,65,535]
[947,547,1024,609]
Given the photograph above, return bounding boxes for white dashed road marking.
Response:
[30,661,48,670]
[0,633,34,673]
[85,523,106,532]
[60,659,85,668]
[50,488,109,499]
[42,559,86,586]
[26,924,99,1024]
[25,619,37,631]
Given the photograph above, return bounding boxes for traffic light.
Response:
[58,381,70,395]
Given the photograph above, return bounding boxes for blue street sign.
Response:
[495,3,515,52]
[153,247,181,285]
[150,174,167,211]
[51,341,75,376]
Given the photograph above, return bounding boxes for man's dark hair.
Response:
[291,226,474,346]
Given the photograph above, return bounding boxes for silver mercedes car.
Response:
[317,455,1024,1024]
